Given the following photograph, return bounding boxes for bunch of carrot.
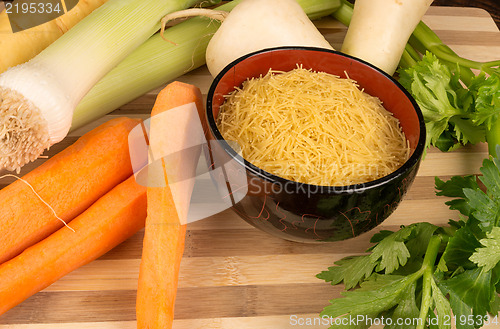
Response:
[0,81,202,329]
[0,117,147,314]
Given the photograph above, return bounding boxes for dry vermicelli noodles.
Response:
[217,67,411,186]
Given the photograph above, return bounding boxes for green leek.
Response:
[71,0,341,130]
[0,0,202,172]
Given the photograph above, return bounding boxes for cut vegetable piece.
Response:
[0,0,109,73]
[0,175,147,316]
[341,0,433,75]
[0,0,201,172]
[0,117,140,264]
[205,0,334,77]
[136,81,203,329]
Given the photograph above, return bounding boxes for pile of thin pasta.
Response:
[217,67,410,186]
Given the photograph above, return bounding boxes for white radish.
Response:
[341,0,433,75]
[205,0,333,77]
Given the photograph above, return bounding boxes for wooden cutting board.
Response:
[0,6,499,329]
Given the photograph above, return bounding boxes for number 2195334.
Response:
[4,1,62,14]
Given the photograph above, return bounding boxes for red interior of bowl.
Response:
[211,48,422,151]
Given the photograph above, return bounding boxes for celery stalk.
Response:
[332,0,500,81]
[330,0,352,26]
[486,121,500,157]
[71,0,341,130]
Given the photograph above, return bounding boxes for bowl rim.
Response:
[206,46,426,193]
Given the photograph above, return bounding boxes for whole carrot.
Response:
[0,117,140,264]
[136,81,204,329]
[0,175,147,315]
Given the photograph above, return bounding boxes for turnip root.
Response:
[341,0,433,75]
[205,0,333,77]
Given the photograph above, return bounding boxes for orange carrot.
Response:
[0,175,146,315]
[136,81,204,329]
[0,117,141,264]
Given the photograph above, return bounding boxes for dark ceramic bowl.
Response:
[205,46,426,243]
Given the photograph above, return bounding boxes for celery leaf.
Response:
[398,52,479,149]
[470,74,500,130]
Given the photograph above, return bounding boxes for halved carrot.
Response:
[136,81,204,329]
[0,117,140,264]
[0,175,147,316]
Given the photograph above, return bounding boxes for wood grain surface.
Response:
[432,0,499,28]
[0,5,499,329]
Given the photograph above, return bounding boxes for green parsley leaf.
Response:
[386,281,420,329]
[405,222,439,260]
[478,154,500,197]
[436,153,500,233]
[439,268,494,322]
[463,187,500,232]
[320,273,419,323]
[430,278,452,329]
[316,255,377,290]
[470,227,500,272]
[435,175,479,216]
[369,226,413,274]
[442,226,482,270]
[318,150,500,329]
[369,229,395,244]
[355,273,406,292]
[444,293,475,329]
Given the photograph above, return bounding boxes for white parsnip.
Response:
[72,0,341,130]
[204,0,334,77]
[341,0,433,75]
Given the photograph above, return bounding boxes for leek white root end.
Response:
[0,87,50,173]
[0,0,202,172]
